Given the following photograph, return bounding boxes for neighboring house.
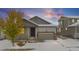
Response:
[58,16,79,37]
[23,16,57,40]
[67,22,79,38]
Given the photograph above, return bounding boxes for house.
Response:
[0,16,57,41]
[67,22,79,38]
[58,16,79,37]
[22,16,57,40]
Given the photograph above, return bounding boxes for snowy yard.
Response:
[0,38,79,51]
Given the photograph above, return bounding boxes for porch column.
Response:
[35,28,37,39]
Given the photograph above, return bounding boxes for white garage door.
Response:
[38,32,54,40]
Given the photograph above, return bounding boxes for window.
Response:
[60,21,62,25]
[72,19,75,23]
[77,20,79,22]
[65,28,67,30]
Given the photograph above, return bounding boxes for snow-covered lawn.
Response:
[57,38,79,51]
[0,38,79,51]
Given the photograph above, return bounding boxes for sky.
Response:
[0,8,79,25]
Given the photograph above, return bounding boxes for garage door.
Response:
[38,32,54,40]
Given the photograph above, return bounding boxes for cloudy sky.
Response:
[0,8,79,25]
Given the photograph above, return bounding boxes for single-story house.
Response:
[0,16,57,41]
[67,22,79,38]
[22,16,57,40]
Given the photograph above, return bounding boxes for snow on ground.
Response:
[0,38,79,51]
[57,38,79,51]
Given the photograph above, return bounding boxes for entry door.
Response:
[30,27,35,37]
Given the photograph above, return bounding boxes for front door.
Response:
[30,27,35,37]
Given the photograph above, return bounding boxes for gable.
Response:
[23,19,38,27]
[29,16,51,24]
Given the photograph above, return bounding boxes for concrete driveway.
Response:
[0,38,79,51]
[57,38,79,51]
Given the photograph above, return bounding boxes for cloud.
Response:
[43,9,55,19]
[43,8,64,20]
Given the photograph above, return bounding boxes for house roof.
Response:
[60,16,79,18]
[59,16,79,21]
[23,16,56,27]
[29,16,51,24]
[38,24,56,27]
[23,19,38,26]
[65,16,79,18]
[68,22,79,27]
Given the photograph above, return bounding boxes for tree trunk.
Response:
[11,39,15,46]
